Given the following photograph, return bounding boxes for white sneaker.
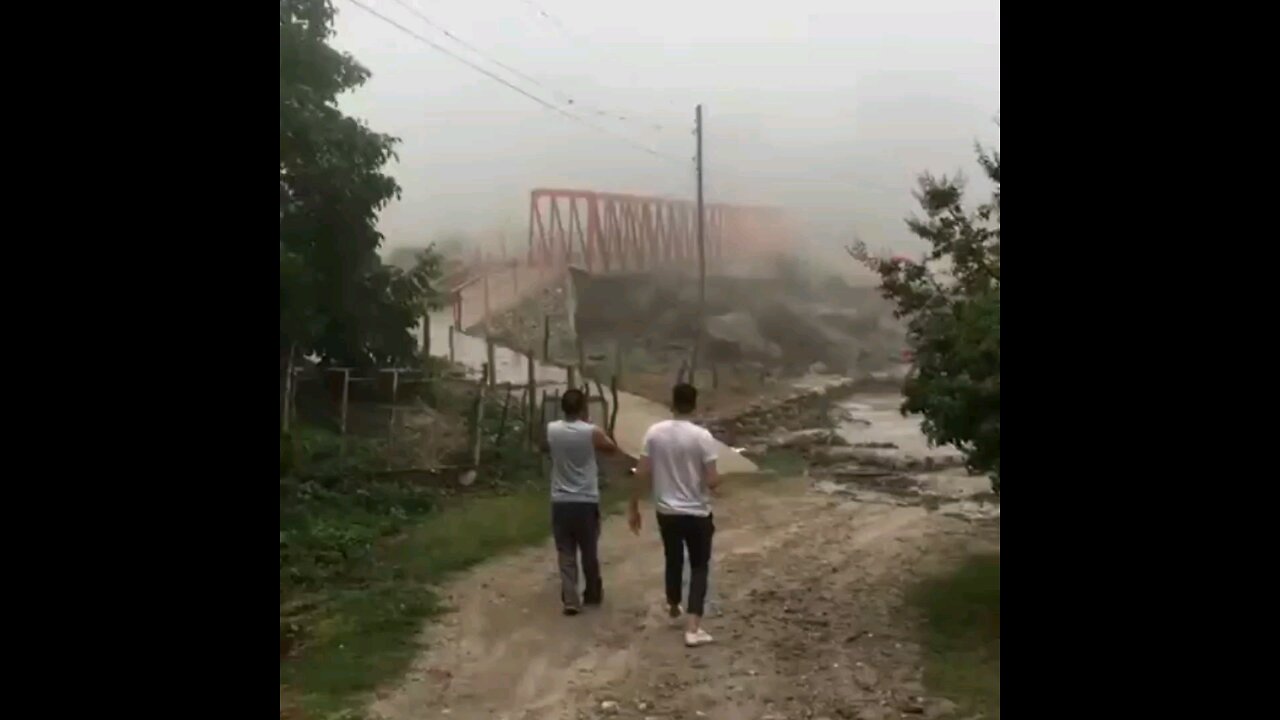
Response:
[684,629,714,647]
[668,603,683,619]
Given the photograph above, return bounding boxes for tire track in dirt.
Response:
[368,477,996,720]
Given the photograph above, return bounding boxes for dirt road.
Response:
[367,474,997,720]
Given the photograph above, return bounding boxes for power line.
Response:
[383,0,558,103]
[518,0,571,37]
[506,0,675,132]
[385,0,672,132]
[342,0,686,163]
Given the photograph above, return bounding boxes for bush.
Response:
[850,140,1000,491]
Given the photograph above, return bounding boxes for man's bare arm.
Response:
[631,457,652,501]
[592,426,619,454]
[705,460,721,493]
[628,456,651,533]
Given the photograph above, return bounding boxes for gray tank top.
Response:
[547,419,600,503]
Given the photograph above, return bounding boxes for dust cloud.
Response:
[330,1,1000,258]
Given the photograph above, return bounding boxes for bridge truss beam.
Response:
[526,188,789,273]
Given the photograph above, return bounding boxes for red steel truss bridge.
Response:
[449,188,792,328]
[526,188,790,273]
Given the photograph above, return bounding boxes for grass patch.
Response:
[908,553,1000,719]
[281,486,555,719]
[754,448,809,476]
[281,382,634,720]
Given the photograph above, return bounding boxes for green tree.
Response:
[849,143,1000,492]
[280,0,443,368]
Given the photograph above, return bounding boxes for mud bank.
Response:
[704,376,859,448]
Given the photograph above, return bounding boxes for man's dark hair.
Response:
[561,388,586,417]
[672,383,698,414]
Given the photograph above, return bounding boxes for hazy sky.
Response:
[331,0,999,254]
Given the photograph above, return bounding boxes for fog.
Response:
[332,0,999,256]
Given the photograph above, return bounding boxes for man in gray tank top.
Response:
[545,388,618,615]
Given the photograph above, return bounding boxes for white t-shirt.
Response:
[640,419,718,517]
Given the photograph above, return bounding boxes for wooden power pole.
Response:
[692,104,706,378]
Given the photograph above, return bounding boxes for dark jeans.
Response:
[656,512,715,616]
[551,502,601,609]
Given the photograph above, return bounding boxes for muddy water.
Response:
[821,393,999,521]
[833,393,963,462]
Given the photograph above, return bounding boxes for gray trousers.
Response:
[551,502,602,609]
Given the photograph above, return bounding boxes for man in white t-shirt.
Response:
[629,383,720,647]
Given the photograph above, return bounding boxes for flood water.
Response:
[821,393,998,521]
[833,393,962,462]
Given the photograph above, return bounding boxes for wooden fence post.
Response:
[609,375,619,439]
[538,390,552,477]
[281,343,296,433]
[495,383,512,447]
[288,365,301,463]
[526,349,537,448]
[593,380,608,429]
[519,384,530,435]
[472,365,488,468]
[613,338,623,388]
[339,368,350,436]
[486,339,497,388]
[448,325,455,363]
[288,367,300,435]
[482,272,491,331]
[539,390,550,441]
[543,314,551,361]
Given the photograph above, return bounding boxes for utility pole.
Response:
[692,104,706,379]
